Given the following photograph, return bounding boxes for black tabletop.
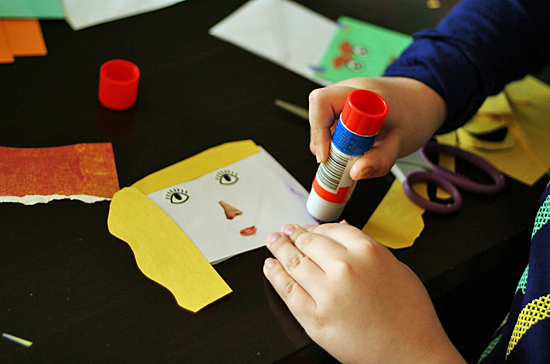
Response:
[1,0,546,362]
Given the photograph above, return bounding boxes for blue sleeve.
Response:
[383,0,550,133]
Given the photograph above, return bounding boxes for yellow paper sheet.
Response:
[108,140,260,312]
[363,179,425,249]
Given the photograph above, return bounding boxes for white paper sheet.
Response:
[209,0,336,85]
[62,0,185,30]
[146,147,317,263]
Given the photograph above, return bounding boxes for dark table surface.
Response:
[1,0,547,362]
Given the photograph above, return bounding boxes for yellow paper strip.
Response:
[108,187,232,313]
[133,140,259,194]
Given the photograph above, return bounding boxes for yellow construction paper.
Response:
[132,140,259,194]
[108,187,232,313]
[363,179,425,249]
[437,76,550,186]
[365,76,550,249]
[474,91,513,118]
[108,140,260,312]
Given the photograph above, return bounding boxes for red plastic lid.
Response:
[341,89,388,136]
[98,59,140,111]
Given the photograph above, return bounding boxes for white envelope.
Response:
[209,0,336,85]
[62,0,185,30]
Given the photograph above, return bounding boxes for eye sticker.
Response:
[165,188,190,204]
[215,169,239,185]
[346,59,364,72]
[352,44,369,57]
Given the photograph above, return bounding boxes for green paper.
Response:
[315,16,412,82]
[1,0,64,19]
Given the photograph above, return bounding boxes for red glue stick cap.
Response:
[341,89,388,136]
[98,59,140,111]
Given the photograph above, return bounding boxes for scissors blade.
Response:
[391,149,432,183]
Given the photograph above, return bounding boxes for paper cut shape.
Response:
[0,143,119,204]
[0,19,47,64]
[436,76,550,186]
[62,0,185,30]
[0,0,64,18]
[108,140,316,311]
[209,0,337,85]
[314,16,412,82]
[363,179,425,250]
[108,187,231,313]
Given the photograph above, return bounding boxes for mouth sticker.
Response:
[239,226,257,236]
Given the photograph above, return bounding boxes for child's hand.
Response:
[263,223,465,364]
[308,77,447,180]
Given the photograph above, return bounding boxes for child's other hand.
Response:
[263,223,464,364]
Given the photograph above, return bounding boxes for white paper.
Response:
[0,194,110,205]
[62,0,185,30]
[147,147,317,263]
[209,0,336,85]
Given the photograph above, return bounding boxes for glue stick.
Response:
[306,89,388,222]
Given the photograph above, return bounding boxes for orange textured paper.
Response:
[0,143,119,198]
[2,19,47,56]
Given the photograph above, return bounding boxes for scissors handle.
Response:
[403,171,463,214]
[420,142,505,194]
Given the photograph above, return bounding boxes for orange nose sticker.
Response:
[219,200,243,220]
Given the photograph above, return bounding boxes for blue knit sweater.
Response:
[383,0,550,362]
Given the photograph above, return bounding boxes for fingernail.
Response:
[358,167,373,179]
[282,224,298,235]
[264,258,276,269]
[268,232,281,243]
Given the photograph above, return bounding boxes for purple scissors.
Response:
[392,142,505,214]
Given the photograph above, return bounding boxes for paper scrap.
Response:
[436,76,550,186]
[62,0,185,30]
[2,19,47,56]
[209,0,336,85]
[0,143,119,204]
[363,178,425,250]
[0,21,14,63]
[2,333,32,347]
[0,0,64,19]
